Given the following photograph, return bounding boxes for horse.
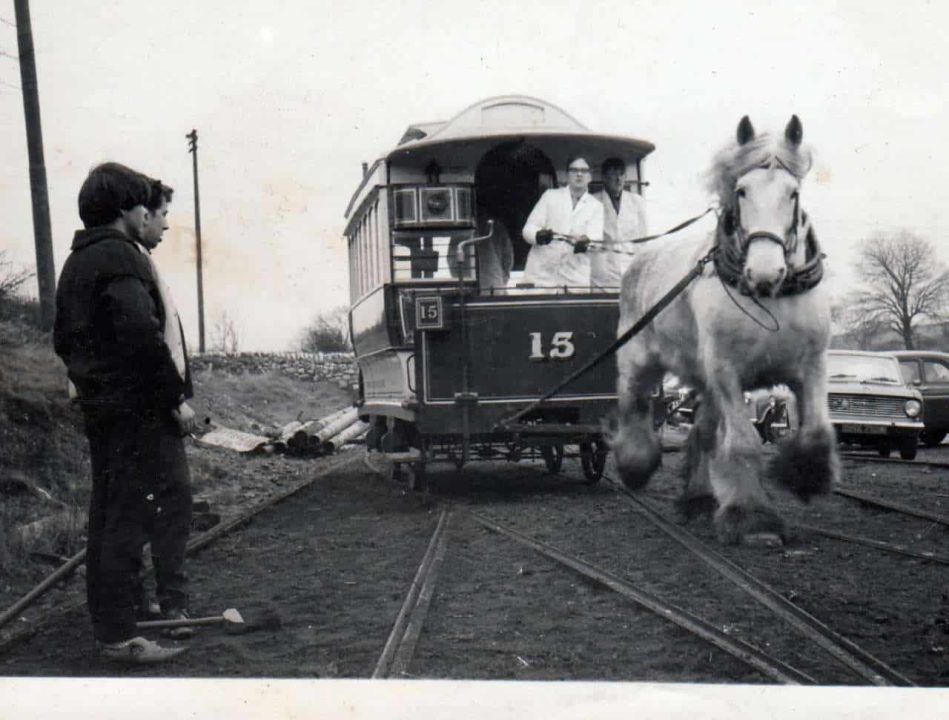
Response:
[610,115,838,545]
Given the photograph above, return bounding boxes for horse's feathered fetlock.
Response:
[768,431,839,501]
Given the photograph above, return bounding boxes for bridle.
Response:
[714,158,824,298]
[726,158,802,261]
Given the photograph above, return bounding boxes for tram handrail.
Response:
[454,219,494,266]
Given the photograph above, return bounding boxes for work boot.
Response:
[162,609,195,639]
[98,636,187,665]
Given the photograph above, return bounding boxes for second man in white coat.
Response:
[591,157,647,290]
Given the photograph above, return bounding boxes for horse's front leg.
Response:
[675,397,718,523]
[704,362,785,544]
[771,358,839,500]
[611,339,664,489]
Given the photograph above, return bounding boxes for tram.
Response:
[344,95,655,488]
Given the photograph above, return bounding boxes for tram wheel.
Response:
[541,444,564,474]
[580,441,608,484]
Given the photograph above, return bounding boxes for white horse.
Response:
[611,115,838,545]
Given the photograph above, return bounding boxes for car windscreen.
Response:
[827,354,903,384]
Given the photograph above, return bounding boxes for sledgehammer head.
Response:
[222,608,244,631]
[223,607,282,635]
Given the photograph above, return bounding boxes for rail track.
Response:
[362,453,928,685]
[840,452,949,471]
[0,451,361,657]
[4,445,944,684]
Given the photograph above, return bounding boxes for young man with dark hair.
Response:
[54,162,196,664]
[129,177,196,637]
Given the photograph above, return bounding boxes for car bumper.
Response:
[831,418,921,441]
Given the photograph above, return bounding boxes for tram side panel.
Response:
[350,285,415,422]
[413,293,620,436]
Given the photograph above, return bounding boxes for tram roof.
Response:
[387,95,655,161]
[345,95,655,221]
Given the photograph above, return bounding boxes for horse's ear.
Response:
[785,115,803,147]
[737,116,755,145]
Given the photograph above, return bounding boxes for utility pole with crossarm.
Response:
[186,129,205,353]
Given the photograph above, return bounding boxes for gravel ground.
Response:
[3,438,948,685]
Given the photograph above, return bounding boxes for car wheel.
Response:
[898,436,918,461]
[876,439,892,458]
[921,429,947,448]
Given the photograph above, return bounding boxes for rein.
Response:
[551,206,718,255]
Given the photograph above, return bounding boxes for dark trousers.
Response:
[83,405,192,643]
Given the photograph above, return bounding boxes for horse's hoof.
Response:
[673,494,717,524]
[614,448,661,490]
[769,433,838,502]
[714,504,787,546]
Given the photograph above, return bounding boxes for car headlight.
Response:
[904,399,922,418]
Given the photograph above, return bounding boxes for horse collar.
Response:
[713,211,825,297]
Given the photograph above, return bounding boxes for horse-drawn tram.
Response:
[345,95,654,488]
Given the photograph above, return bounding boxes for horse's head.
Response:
[714,115,812,298]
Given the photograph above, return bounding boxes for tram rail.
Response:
[833,485,949,528]
[840,453,949,471]
[363,453,919,685]
[609,479,915,687]
[3,447,934,685]
[373,508,452,679]
[0,452,361,657]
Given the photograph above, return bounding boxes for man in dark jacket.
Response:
[54,162,196,664]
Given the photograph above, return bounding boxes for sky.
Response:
[1,0,948,351]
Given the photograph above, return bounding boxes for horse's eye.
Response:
[736,188,746,199]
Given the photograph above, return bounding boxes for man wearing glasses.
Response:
[521,156,603,290]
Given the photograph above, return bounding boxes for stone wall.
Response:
[190,351,358,384]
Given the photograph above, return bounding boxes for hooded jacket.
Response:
[53,227,192,410]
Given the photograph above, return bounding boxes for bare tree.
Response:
[300,306,350,353]
[211,310,241,354]
[0,251,35,301]
[842,231,949,350]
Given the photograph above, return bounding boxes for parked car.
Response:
[891,350,949,447]
[826,350,923,459]
[745,386,795,443]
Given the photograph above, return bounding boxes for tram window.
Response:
[394,189,418,224]
[357,221,364,297]
[391,233,474,282]
[368,206,376,288]
[360,218,369,294]
[373,204,380,286]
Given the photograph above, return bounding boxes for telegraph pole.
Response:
[186,129,205,353]
[13,0,55,330]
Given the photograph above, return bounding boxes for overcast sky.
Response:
[2,0,947,351]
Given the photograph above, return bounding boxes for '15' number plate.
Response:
[529,331,575,361]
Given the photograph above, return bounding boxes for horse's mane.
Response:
[705,132,813,205]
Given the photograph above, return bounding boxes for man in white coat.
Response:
[522,156,603,290]
[591,157,648,290]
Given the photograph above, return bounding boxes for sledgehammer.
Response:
[136,608,280,635]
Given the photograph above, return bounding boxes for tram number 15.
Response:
[529,331,575,361]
